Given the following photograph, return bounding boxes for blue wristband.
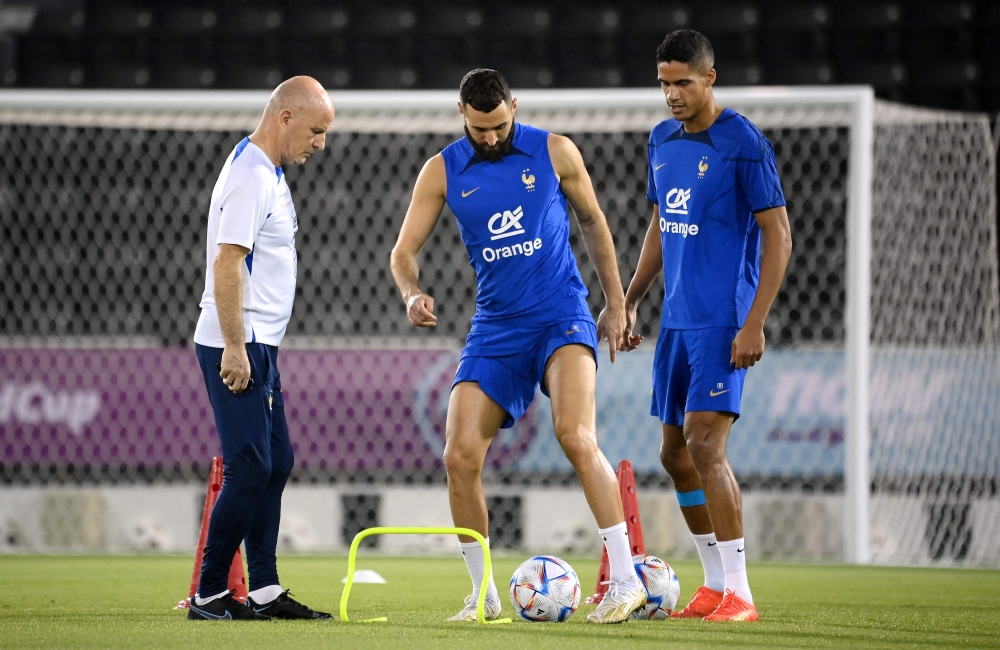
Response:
[675,489,707,507]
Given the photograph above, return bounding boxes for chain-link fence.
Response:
[0,125,849,345]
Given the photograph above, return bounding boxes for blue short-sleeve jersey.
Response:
[647,108,785,329]
[441,123,592,355]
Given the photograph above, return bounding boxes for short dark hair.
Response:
[655,29,715,73]
[459,69,511,113]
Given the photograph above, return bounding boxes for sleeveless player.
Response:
[189,77,334,621]
[390,69,646,624]
[622,31,792,622]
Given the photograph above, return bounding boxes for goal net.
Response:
[0,88,996,566]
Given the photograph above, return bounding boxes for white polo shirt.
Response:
[194,137,298,348]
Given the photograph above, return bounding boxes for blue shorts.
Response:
[650,327,747,426]
[454,318,598,429]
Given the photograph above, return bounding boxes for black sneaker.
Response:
[246,590,333,620]
[187,591,271,621]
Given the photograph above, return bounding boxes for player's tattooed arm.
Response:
[391,154,447,328]
[548,133,626,362]
[621,204,665,351]
[731,205,792,369]
[214,243,252,393]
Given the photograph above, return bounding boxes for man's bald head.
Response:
[253,75,335,166]
[265,76,334,118]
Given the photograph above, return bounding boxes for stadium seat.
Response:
[421,64,473,90]
[623,4,692,36]
[160,8,219,36]
[217,36,277,68]
[158,65,218,88]
[503,65,555,89]
[223,65,284,89]
[834,3,903,31]
[0,35,16,86]
[288,7,350,36]
[0,34,14,68]
[353,7,418,37]
[838,61,907,91]
[89,64,152,88]
[294,65,352,89]
[356,65,419,89]
[30,6,86,35]
[558,66,623,88]
[487,6,552,37]
[763,3,831,32]
[713,61,762,85]
[693,3,760,35]
[90,7,154,36]
[554,7,620,38]
[222,8,283,36]
[152,37,212,68]
[416,36,483,70]
[17,35,79,72]
[766,62,834,85]
[904,2,975,31]
[421,7,483,37]
[908,61,979,90]
[24,65,85,87]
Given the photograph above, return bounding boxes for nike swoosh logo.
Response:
[190,604,233,620]
[461,187,480,197]
[737,548,744,553]
[707,542,717,546]
[655,163,667,170]
[709,389,730,397]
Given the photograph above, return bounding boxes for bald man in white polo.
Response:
[189,77,335,621]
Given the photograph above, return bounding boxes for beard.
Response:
[464,121,516,162]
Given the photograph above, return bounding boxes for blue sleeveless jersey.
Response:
[441,123,592,354]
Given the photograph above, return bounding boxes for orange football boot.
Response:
[669,586,724,618]
[702,590,759,622]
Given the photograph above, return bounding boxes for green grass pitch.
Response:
[0,555,997,649]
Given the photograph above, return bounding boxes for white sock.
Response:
[193,589,228,606]
[691,532,725,592]
[598,522,639,585]
[459,538,499,603]
[717,538,753,603]
[248,584,283,605]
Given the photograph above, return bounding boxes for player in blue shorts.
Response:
[622,31,792,622]
[391,69,647,624]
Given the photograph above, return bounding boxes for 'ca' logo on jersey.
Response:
[664,188,691,215]
[489,206,526,240]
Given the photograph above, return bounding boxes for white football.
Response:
[629,554,681,620]
[509,555,581,622]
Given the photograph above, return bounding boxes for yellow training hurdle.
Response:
[339,526,513,625]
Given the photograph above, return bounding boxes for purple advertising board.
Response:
[7,347,995,479]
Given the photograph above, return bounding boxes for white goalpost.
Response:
[0,86,996,566]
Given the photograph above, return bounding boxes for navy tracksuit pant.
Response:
[195,343,293,597]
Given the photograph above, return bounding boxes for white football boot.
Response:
[586,579,647,624]
[446,594,503,622]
